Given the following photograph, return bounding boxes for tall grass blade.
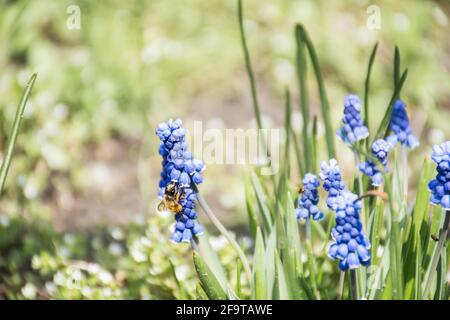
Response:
[394,46,400,87]
[363,42,378,148]
[252,228,268,299]
[273,250,289,299]
[298,25,336,158]
[250,170,273,234]
[237,0,268,157]
[0,73,37,194]
[374,69,408,141]
[169,259,191,299]
[295,24,311,172]
[245,173,259,238]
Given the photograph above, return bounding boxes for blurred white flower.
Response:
[175,265,189,281]
[433,6,448,27]
[393,13,410,32]
[108,242,123,256]
[53,103,69,121]
[24,179,39,199]
[45,282,56,295]
[273,60,295,84]
[102,288,112,298]
[0,215,10,227]
[428,128,444,145]
[54,271,65,285]
[21,283,37,299]
[130,240,147,262]
[88,263,101,275]
[82,287,93,298]
[99,270,114,285]
[209,235,228,250]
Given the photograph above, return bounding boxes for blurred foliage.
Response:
[0,212,240,299]
[0,0,449,299]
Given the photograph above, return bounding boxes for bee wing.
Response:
[157,201,167,212]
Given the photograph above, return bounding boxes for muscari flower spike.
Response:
[156,119,205,243]
[327,191,371,271]
[320,158,371,270]
[295,173,323,221]
[359,138,391,186]
[386,99,419,149]
[336,94,369,145]
[319,159,346,211]
[428,141,450,209]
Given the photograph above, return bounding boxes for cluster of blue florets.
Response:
[295,173,323,221]
[386,100,419,149]
[319,159,346,211]
[156,119,205,243]
[327,191,371,271]
[336,94,369,145]
[428,141,450,209]
[320,159,371,271]
[359,138,391,186]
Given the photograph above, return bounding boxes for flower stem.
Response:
[337,271,345,300]
[354,154,366,226]
[192,183,252,282]
[401,145,408,213]
[349,269,359,300]
[306,219,311,242]
[423,209,450,298]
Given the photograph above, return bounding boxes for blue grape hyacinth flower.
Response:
[359,139,391,186]
[327,191,371,271]
[295,173,323,221]
[319,159,346,211]
[336,94,369,145]
[386,99,419,149]
[156,119,205,243]
[428,141,450,209]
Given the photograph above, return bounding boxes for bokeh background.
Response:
[0,0,448,299]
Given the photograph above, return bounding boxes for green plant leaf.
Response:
[298,24,336,159]
[374,69,408,141]
[250,171,273,234]
[273,250,289,300]
[252,228,267,299]
[193,252,227,300]
[0,73,37,195]
[197,233,228,290]
[394,46,400,88]
[284,192,302,298]
[295,24,311,172]
[363,42,378,148]
[245,172,259,239]
[305,240,321,299]
[237,0,270,162]
[169,259,191,299]
[196,283,209,300]
[264,228,277,295]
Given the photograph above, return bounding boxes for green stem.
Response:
[337,271,345,300]
[306,219,311,243]
[0,73,37,195]
[402,146,408,211]
[354,154,366,227]
[423,210,450,298]
[349,269,359,300]
[192,183,252,282]
[237,0,268,159]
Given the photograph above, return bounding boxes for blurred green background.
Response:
[0,0,448,299]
